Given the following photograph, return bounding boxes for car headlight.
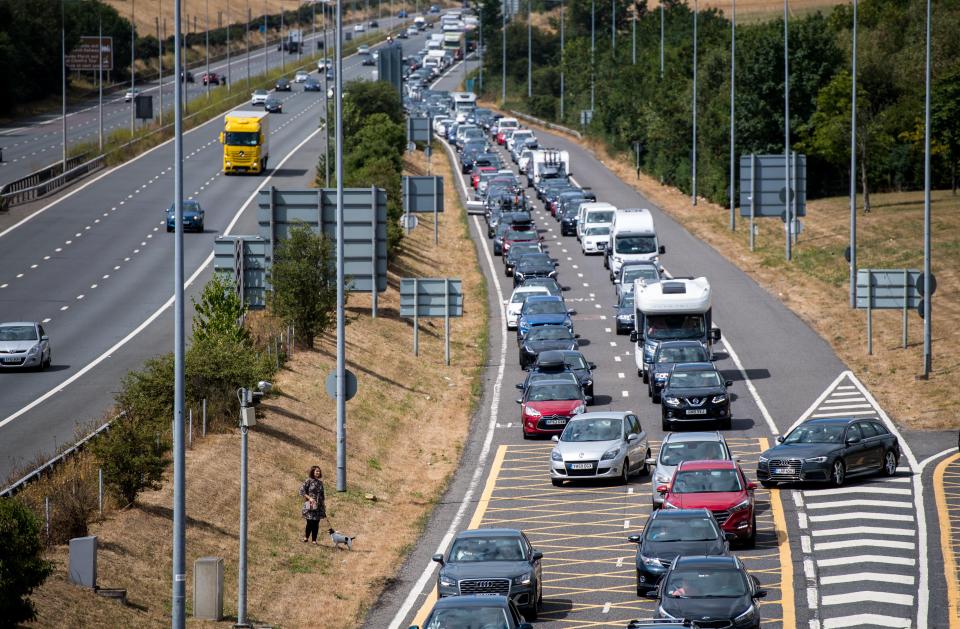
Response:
[730,497,752,512]
[514,572,532,585]
[663,396,680,406]
[805,456,828,463]
[27,344,40,355]
[524,406,542,418]
[654,471,671,484]
[711,394,727,403]
[655,372,670,380]
[734,604,757,624]
[583,379,593,387]
[640,554,662,568]
[758,455,769,463]
[551,450,563,462]
[439,575,455,587]
[657,605,678,619]
[572,404,586,415]
[601,447,621,461]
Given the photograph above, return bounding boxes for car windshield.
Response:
[619,295,635,310]
[672,469,742,493]
[254,90,267,96]
[449,536,526,562]
[561,418,622,442]
[0,325,37,341]
[529,372,577,386]
[425,607,509,629]
[645,517,719,542]
[665,568,750,598]
[668,370,722,389]
[586,211,614,223]
[523,279,561,294]
[528,383,581,401]
[527,326,572,341]
[507,231,536,241]
[645,314,705,341]
[224,131,259,146]
[623,267,660,283]
[524,301,565,315]
[167,201,200,214]
[563,354,588,370]
[615,235,657,254]
[585,226,610,236]
[659,441,728,466]
[658,346,707,364]
[784,424,846,444]
[509,245,540,258]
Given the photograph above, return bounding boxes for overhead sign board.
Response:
[739,153,807,218]
[403,176,444,213]
[399,278,463,318]
[65,36,113,71]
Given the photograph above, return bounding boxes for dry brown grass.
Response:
[26,146,487,628]
[645,0,846,21]
[496,106,959,431]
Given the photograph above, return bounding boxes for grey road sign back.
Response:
[213,235,268,308]
[399,279,463,317]
[325,369,358,401]
[256,187,388,292]
[739,154,807,218]
[407,116,432,144]
[403,176,444,213]
[856,269,923,310]
[377,43,403,93]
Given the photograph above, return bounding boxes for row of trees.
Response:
[478,0,960,205]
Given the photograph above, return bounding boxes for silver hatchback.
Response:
[648,431,732,507]
[551,412,650,486]
[0,321,51,370]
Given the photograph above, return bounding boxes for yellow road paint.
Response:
[763,437,796,629]
[935,451,960,628]
[409,445,508,627]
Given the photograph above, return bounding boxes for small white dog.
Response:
[329,528,356,551]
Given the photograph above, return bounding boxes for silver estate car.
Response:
[0,321,51,370]
[551,412,650,486]
[649,431,733,507]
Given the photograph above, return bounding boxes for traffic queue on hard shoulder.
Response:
[405,81,902,627]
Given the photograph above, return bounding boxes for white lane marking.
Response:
[622,520,629,529]
[614,356,621,362]
[814,403,873,410]
[811,409,878,417]
[813,538,915,551]
[801,536,811,553]
[807,587,819,610]
[798,513,808,528]
[811,525,915,537]
[817,554,915,568]
[821,614,911,629]
[821,591,913,607]
[820,572,915,586]
[615,557,624,567]
[76,294,86,301]
[609,341,617,347]
[827,391,864,397]
[59,305,68,311]
[621,390,629,398]
[809,511,914,523]
[718,336,779,435]
[803,485,912,497]
[386,138,510,629]
[836,385,856,389]
[42,318,51,323]
[601,602,611,614]
[617,372,625,379]
[0,125,324,431]
[804,498,914,510]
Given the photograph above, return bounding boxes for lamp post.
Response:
[691,0,697,206]
[61,0,66,168]
[130,0,136,136]
[590,0,594,111]
[848,0,857,307]
[501,0,506,103]
[784,0,792,261]
[728,0,736,230]
[922,0,932,378]
[527,0,531,99]
[559,0,564,120]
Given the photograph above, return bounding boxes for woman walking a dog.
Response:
[299,465,328,544]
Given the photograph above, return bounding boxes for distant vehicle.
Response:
[408,595,533,629]
[406,25,418,36]
[201,72,221,85]
[660,362,732,431]
[358,44,370,55]
[250,89,269,105]
[397,9,407,18]
[430,4,440,12]
[123,87,141,102]
[293,70,309,83]
[368,19,379,27]
[221,110,270,174]
[275,78,292,91]
[303,77,321,92]
[613,292,635,335]
[615,261,661,301]
[550,412,648,486]
[354,23,366,32]
[264,97,283,113]
[397,29,409,39]
[0,322,51,370]
[281,29,303,53]
[361,54,376,66]
[165,199,205,233]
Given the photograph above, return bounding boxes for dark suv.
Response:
[648,340,710,403]
[660,362,732,431]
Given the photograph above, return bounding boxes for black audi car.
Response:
[660,363,732,431]
[648,340,710,403]
[757,417,901,487]
[628,509,731,593]
[525,349,596,400]
[433,528,543,620]
[518,325,579,369]
[504,243,543,276]
[648,555,766,628]
[513,254,558,288]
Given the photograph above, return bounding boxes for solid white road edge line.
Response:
[384,137,507,629]
[0,125,323,431]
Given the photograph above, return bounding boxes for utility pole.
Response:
[728,0,735,230]
[559,0,564,120]
[691,0,697,206]
[171,0,187,624]
[479,5,483,91]
[324,0,329,186]
[61,0,67,169]
[335,0,348,493]
[264,0,268,78]
[205,0,210,98]
[280,0,285,72]
[100,15,105,151]
[784,0,791,261]
[501,0,505,103]
[247,4,252,87]
[527,0,531,99]
[590,0,594,111]
[631,7,635,65]
[611,0,615,52]
[158,16,164,126]
[849,0,857,307]
[225,8,231,91]
[130,0,136,136]
[922,0,932,377]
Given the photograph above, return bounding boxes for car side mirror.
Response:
[583,395,593,404]
[659,245,666,254]
[724,532,737,541]
[567,309,577,315]
[747,482,758,490]
[551,435,559,442]
[644,457,656,465]
[627,534,641,543]
[574,334,581,339]
[710,328,722,342]
[656,485,668,494]
[562,285,571,291]
[644,589,660,599]
[589,362,597,370]
[515,383,524,389]
[629,331,639,343]
[408,626,420,629]
[219,132,225,144]
[846,436,861,445]
[531,550,543,561]
[40,335,49,341]
[776,435,785,443]
[626,433,638,442]
[515,398,523,404]
[725,380,733,387]
[755,589,768,599]
[431,553,444,564]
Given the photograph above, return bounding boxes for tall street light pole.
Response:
[100,15,105,151]
[922,0,932,378]
[691,0,698,206]
[501,0,506,103]
[263,1,268,77]
[631,7,635,65]
[61,0,67,169]
[784,0,791,261]
[728,0,735,230]
[205,0,210,98]
[611,0,615,53]
[130,0,136,136]
[247,4,252,87]
[158,16,164,126]
[590,0,595,111]
[659,2,664,78]
[527,0,531,99]
[849,0,857,307]
[559,0,564,120]
[335,0,348,494]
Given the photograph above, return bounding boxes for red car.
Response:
[472,166,496,189]
[518,380,587,438]
[656,460,757,547]
[201,72,221,85]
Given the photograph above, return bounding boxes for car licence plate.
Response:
[2,356,21,363]
[570,463,592,469]
[597,242,606,249]
[544,418,567,425]
[686,409,708,415]
[773,468,793,475]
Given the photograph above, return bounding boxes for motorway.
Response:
[365,55,959,629]
[0,24,438,480]
[0,15,408,187]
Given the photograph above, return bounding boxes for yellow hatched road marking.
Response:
[935,452,960,628]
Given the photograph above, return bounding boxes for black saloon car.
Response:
[648,340,711,402]
[303,78,321,91]
[660,363,732,431]
[411,595,533,629]
[614,293,635,335]
[433,529,543,620]
[513,254,558,287]
[525,349,596,399]
[504,243,543,276]
[560,204,580,236]
[757,417,901,487]
[649,555,766,628]
[263,97,283,113]
[628,509,731,593]
[275,78,292,91]
[518,325,579,369]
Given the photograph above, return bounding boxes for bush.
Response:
[0,498,52,624]
[192,274,249,345]
[90,415,169,506]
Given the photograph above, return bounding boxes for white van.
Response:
[493,117,520,141]
[575,202,616,241]
[605,208,664,278]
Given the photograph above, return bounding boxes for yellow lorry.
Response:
[220,110,270,174]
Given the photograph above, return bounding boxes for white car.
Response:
[581,224,611,255]
[251,89,269,105]
[0,321,51,370]
[407,26,418,36]
[124,87,142,102]
[354,23,366,32]
[317,59,330,71]
[294,70,309,83]
[505,286,550,330]
[358,44,370,55]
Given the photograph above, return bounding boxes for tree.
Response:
[268,225,338,349]
[192,274,249,344]
[933,67,960,195]
[91,415,169,505]
[342,80,404,140]
[0,499,52,625]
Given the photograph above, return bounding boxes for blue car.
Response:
[517,295,574,341]
[165,199,205,233]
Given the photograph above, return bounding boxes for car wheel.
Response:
[743,515,757,549]
[603,256,609,269]
[522,431,533,440]
[652,391,661,404]
[642,371,649,384]
[523,604,538,621]
[167,226,173,232]
[830,459,846,487]
[551,478,563,487]
[882,450,898,476]
[638,450,651,476]
[638,368,643,378]
[620,459,630,485]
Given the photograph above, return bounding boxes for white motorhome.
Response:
[527,149,570,186]
[493,117,520,140]
[575,201,615,241]
[605,208,665,279]
[630,277,720,380]
[452,91,477,113]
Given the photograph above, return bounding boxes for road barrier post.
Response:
[866,270,873,355]
[98,468,103,516]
